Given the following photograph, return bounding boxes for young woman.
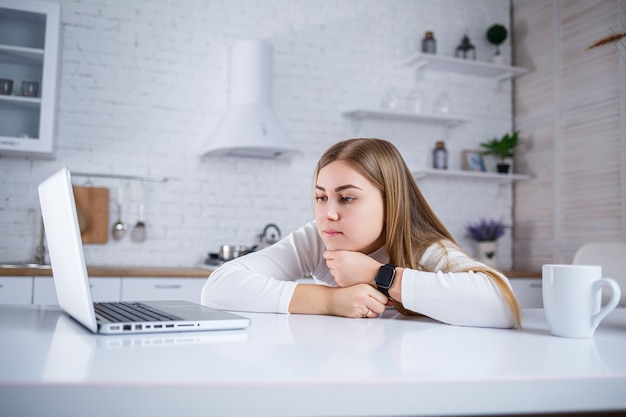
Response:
[201,138,521,328]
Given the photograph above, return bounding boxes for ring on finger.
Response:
[362,308,370,318]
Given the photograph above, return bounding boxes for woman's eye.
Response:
[315,196,327,203]
[341,196,356,203]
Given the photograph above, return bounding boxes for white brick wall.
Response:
[0,0,515,268]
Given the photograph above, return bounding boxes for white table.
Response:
[1,305,625,417]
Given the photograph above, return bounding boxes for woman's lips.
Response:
[323,229,342,237]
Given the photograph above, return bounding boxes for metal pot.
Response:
[219,245,252,261]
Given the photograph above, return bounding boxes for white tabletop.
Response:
[1,304,625,417]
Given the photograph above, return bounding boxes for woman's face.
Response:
[314,160,385,253]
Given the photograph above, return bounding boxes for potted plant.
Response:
[486,24,508,65]
[479,130,522,174]
[465,218,509,267]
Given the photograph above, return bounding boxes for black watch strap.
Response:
[375,263,396,298]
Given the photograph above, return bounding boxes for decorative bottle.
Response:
[433,141,448,169]
[422,31,436,54]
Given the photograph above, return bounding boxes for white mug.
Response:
[542,264,621,338]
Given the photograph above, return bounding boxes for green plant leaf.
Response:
[479,131,521,160]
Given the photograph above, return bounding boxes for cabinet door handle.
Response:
[0,284,3,289]
[530,283,542,288]
[154,284,181,290]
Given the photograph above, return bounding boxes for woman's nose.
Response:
[325,202,339,220]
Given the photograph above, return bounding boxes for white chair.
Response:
[573,241,626,307]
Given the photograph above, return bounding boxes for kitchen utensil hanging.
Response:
[131,182,146,243]
[111,181,127,241]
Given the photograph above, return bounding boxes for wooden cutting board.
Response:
[72,185,110,244]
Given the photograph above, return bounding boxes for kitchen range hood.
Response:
[201,39,299,159]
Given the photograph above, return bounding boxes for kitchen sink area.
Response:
[0,262,51,269]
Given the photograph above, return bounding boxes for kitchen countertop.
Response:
[0,265,540,278]
[0,265,213,277]
[502,269,541,278]
[0,305,624,417]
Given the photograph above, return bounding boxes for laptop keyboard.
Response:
[94,301,183,323]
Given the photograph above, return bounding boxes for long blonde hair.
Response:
[315,138,521,326]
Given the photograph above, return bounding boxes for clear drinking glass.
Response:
[433,91,452,114]
[405,88,422,112]
[380,87,400,110]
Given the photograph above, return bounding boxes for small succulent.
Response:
[479,131,522,161]
[465,218,509,242]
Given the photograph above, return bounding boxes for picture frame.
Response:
[462,150,486,172]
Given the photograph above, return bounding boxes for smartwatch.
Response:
[375,264,396,298]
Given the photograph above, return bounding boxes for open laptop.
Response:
[38,167,250,335]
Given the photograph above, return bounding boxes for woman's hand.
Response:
[323,250,381,288]
[329,284,388,318]
[289,281,389,318]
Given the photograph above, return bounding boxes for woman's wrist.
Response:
[370,262,383,286]
[387,267,403,302]
[289,283,334,315]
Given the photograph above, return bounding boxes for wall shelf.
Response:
[412,169,531,183]
[0,94,41,108]
[73,172,169,183]
[0,44,44,65]
[401,53,528,83]
[342,109,470,127]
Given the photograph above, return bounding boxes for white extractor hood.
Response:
[201,39,299,159]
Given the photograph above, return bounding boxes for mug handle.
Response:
[591,278,621,330]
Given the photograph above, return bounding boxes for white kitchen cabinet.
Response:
[0,0,60,156]
[510,278,543,308]
[121,278,206,304]
[0,276,33,304]
[33,276,122,304]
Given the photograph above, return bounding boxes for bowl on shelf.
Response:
[21,81,39,97]
[0,78,13,95]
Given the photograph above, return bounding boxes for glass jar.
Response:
[433,141,448,169]
[422,31,436,54]
[433,91,452,114]
[405,88,422,112]
[380,87,400,109]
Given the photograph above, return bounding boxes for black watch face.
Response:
[377,265,395,288]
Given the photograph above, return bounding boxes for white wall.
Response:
[0,0,516,268]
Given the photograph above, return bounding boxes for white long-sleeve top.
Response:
[201,221,517,328]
